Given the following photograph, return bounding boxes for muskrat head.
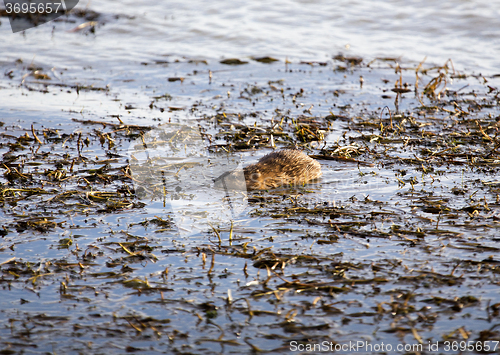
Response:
[243,169,263,190]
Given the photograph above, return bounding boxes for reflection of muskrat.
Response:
[243,149,322,190]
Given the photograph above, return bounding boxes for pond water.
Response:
[1,1,500,354]
[1,0,500,72]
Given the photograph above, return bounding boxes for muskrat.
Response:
[243,149,322,190]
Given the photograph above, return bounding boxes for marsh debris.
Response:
[1,57,500,354]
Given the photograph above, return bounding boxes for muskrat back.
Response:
[243,149,322,190]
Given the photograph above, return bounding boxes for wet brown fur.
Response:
[243,149,322,190]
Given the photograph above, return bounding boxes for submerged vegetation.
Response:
[0,54,500,354]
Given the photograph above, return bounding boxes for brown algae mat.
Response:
[0,57,500,354]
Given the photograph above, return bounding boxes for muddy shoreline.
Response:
[1,55,500,354]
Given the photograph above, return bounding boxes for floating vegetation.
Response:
[1,56,500,354]
[220,58,249,65]
[251,56,280,64]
